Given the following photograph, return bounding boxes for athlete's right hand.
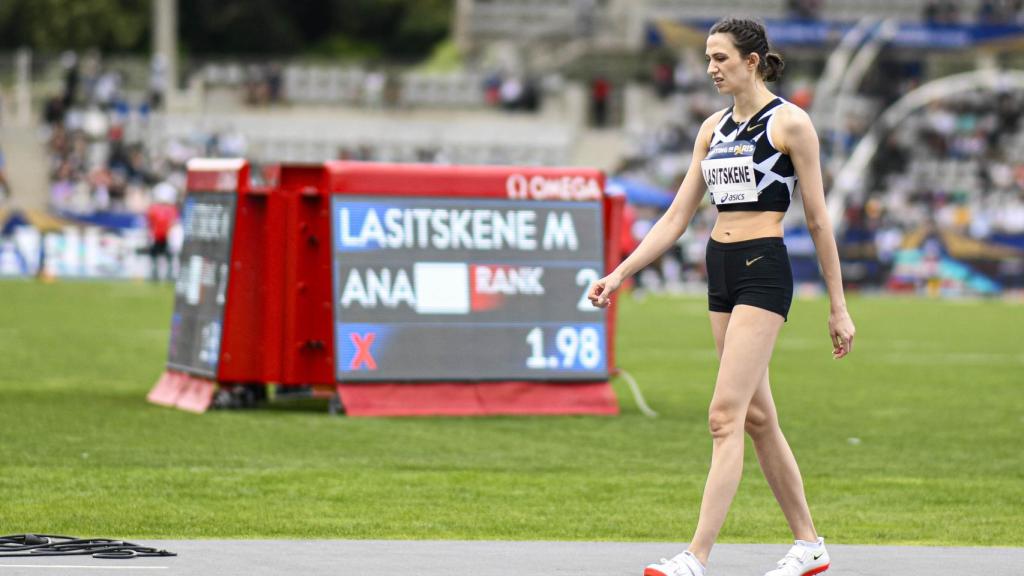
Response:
[588,273,623,308]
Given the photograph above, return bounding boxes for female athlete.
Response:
[588,17,856,576]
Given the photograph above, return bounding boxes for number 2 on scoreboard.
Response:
[576,268,599,311]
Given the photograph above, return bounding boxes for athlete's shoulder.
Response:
[770,100,817,153]
[771,99,814,130]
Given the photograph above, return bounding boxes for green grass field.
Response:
[0,280,1021,545]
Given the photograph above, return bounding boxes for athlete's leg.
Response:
[688,305,784,565]
[745,370,818,542]
[712,309,816,541]
[709,311,730,359]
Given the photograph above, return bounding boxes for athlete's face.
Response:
[705,33,757,94]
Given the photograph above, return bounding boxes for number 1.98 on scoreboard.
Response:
[330,196,607,381]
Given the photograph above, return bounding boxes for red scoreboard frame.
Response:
[151,160,624,416]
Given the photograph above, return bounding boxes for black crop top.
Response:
[702,97,796,213]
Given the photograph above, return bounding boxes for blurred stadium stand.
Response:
[1,0,1023,294]
[145,109,572,166]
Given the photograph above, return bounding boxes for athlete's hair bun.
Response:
[763,52,785,82]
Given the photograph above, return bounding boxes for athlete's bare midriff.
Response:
[710,210,785,242]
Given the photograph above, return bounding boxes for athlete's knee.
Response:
[708,406,743,440]
[744,405,779,440]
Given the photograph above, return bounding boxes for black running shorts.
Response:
[706,236,794,320]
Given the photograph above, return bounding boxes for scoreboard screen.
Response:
[166,192,236,377]
[331,196,607,381]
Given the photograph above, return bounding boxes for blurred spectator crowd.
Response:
[17,29,1024,292]
[34,50,560,220]
[43,51,175,216]
[617,48,1024,293]
[42,52,256,217]
[856,91,1024,238]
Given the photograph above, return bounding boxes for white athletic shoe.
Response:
[763,538,830,576]
[644,550,706,576]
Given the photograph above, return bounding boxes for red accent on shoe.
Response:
[644,569,669,576]
[802,563,830,576]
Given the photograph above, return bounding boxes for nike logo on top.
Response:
[745,123,763,131]
[813,552,824,560]
[745,256,765,266]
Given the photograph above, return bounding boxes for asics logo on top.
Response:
[745,256,765,266]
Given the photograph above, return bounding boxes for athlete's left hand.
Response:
[829,308,855,359]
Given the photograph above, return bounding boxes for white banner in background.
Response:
[0,225,179,279]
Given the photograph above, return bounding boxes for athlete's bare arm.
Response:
[775,103,856,358]
[588,111,724,307]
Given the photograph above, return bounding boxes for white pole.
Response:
[15,48,31,127]
[829,69,1024,231]
[152,0,178,109]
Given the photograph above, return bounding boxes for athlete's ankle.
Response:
[685,548,709,571]
[795,536,824,549]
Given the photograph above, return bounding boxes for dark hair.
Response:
[709,18,785,82]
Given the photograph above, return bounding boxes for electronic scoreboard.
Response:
[331,195,607,381]
[166,191,236,378]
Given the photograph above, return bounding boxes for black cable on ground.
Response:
[0,534,176,559]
